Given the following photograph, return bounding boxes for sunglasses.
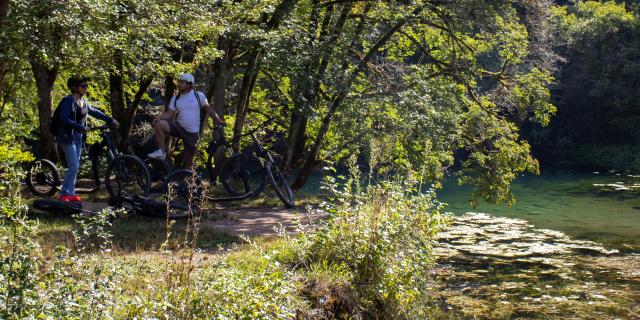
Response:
[78,84,88,89]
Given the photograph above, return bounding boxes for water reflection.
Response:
[438,172,640,248]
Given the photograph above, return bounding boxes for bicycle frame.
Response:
[98,126,120,162]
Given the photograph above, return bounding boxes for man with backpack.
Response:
[53,75,119,202]
[148,73,225,169]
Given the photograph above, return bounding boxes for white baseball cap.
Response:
[178,73,195,84]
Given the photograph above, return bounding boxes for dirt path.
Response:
[200,206,323,236]
[42,201,324,237]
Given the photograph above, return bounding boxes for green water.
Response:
[438,172,640,248]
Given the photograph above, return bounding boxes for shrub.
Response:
[280,164,451,319]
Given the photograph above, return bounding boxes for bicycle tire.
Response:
[26,159,60,197]
[32,199,82,215]
[145,158,172,193]
[105,155,151,199]
[130,194,191,220]
[265,162,294,208]
[220,153,267,197]
[164,169,204,216]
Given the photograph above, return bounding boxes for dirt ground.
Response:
[51,200,324,237]
[197,205,323,236]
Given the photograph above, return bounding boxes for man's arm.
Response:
[153,109,176,126]
[205,104,225,126]
[159,109,176,120]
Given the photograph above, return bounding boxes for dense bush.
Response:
[280,165,450,318]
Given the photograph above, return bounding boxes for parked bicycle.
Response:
[34,192,191,220]
[162,118,294,209]
[25,143,103,197]
[26,125,151,199]
[145,123,265,199]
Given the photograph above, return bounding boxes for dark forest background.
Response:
[525,0,640,172]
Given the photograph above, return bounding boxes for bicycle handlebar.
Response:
[91,125,111,131]
[236,117,274,138]
[214,117,274,145]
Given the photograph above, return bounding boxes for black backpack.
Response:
[49,105,62,136]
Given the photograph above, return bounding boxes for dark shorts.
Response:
[167,121,200,155]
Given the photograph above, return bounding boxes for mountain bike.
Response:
[25,143,104,197]
[33,193,191,220]
[145,123,266,198]
[26,125,151,199]
[163,118,294,210]
[245,121,294,208]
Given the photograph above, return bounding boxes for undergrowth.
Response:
[1,149,449,319]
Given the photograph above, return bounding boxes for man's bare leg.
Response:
[183,149,195,170]
[153,120,171,152]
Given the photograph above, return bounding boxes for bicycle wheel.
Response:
[265,162,294,208]
[105,155,150,199]
[220,153,267,197]
[126,193,190,220]
[164,169,204,216]
[145,158,172,193]
[32,198,82,215]
[26,159,60,197]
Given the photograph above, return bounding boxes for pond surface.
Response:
[438,172,640,249]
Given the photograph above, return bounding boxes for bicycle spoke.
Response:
[106,155,150,199]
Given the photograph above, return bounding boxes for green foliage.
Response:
[2,0,562,204]
[459,107,539,206]
[277,161,450,318]
[72,209,117,253]
[525,1,640,172]
[0,140,40,318]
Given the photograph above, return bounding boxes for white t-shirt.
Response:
[168,90,208,133]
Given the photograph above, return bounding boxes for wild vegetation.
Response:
[1,149,450,318]
[1,0,637,319]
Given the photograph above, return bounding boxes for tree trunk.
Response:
[286,3,352,172]
[231,0,299,152]
[163,48,184,110]
[284,114,308,171]
[205,36,232,178]
[206,36,231,118]
[232,52,260,152]
[163,76,177,111]
[161,47,185,162]
[109,51,126,149]
[284,0,324,171]
[31,61,58,160]
[292,6,422,189]
[118,77,153,150]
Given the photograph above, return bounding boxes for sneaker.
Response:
[69,195,82,202]
[58,195,71,202]
[148,149,166,160]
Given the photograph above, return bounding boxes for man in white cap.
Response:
[148,73,225,169]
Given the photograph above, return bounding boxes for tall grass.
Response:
[1,150,449,318]
[276,157,451,318]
